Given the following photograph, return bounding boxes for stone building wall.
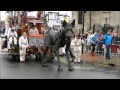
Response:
[72,11,120,33]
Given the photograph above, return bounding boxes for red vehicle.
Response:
[4,11,52,60]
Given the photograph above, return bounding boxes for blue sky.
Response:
[0,11,72,21]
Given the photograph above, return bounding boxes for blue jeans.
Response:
[98,42,103,55]
[86,45,91,52]
[105,45,111,59]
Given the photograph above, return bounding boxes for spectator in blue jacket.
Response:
[90,32,98,56]
[103,30,113,59]
[97,32,104,55]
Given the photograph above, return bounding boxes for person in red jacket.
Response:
[111,31,119,57]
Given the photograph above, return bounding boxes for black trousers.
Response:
[91,44,96,53]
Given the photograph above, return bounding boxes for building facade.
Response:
[72,11,120,33]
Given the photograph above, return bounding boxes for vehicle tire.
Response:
[12,55,19,61]
[12,55,16,60]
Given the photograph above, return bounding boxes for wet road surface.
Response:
[0,55,120,79]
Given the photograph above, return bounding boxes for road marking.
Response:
[74,67,95,70]
[0,52,9,55]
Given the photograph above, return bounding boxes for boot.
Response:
[92,53,95,56]
[57,65,63,71]
[72,56,76,62]
[91,51,95,56]
[68,62,74,71]
[91,51,93,55]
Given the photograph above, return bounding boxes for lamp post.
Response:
[0,11,1,37]
[90,11,91,30]
[82,11,85,35]
[82,11,85,54]
[0,11,1,28]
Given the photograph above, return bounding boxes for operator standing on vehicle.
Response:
[19,32,29,63]
[30,25,39,34]
[8,26,18,48]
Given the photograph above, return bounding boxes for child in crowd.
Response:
[73,34,85,63]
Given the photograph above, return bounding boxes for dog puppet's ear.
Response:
[71,19,75,28]
[62,20,67,27]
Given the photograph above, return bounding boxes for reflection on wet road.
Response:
[0,55,120,79]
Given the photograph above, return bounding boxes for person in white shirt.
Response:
[71,34,76,56]
[30,25,39,35]
[19,32,29,62]
[74,35,84,63]
[86,31,92,54]
[8,27,18,48]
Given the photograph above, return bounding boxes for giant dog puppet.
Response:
[42,19,75,71]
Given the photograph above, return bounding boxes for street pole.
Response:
[90,11,91,30]
[0,11,1,37]
[0,11,1,52]
[78,11,82,35]
[82,11,85,54]
[0,11,1,25]
[0,11,1,28]
[82,11,84,35]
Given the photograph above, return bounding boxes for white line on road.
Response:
[74,67,95,70]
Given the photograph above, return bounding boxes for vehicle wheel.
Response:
[16,55,20,61]
[35,53,42,61]
[12,55,16,60]
[42,64,47,67]
[12,55,19,61]
[68,68,74,71]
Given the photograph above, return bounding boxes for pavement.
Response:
[0,54,120,79]
[81,54,120,67]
